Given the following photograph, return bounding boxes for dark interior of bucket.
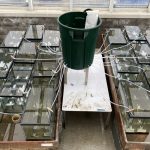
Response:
[59,12,87,29]
[59,12,100,40]
[59,12,101,29]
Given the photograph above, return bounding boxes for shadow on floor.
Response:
[59,112,115,150]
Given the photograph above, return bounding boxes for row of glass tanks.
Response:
[106,26,150,135]
[0,25,61,141]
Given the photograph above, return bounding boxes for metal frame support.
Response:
[109,0,114,12]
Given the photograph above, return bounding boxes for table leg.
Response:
[85,68,89,85]
[104,112,111,129]
[64,68,68,84]
[62,111,66,129]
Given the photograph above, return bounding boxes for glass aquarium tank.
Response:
[0,25,61,142]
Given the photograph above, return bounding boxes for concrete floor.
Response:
[59,112,116,150]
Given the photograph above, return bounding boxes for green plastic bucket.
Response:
[58,11,102,70]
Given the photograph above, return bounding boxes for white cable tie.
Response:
[47,107,53,113]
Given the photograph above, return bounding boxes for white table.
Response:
[62,54,112,128]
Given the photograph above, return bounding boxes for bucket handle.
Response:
[69,30,88,41]
[83,9,93,13]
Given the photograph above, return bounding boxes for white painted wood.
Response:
[62,54,112,112]
[148,1,150,12]
[70,0,73,11]
[109,0,114,12]
[0,8,150,18]
[28,0,33,10]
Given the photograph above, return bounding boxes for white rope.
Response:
[105,72,150,93]
[96,29,110,54]
[100,33,145,55]
[47,65,65,112]
[103,98,134,113]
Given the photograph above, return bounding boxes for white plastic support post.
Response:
[28,0,33,10]
[109,0,115,12]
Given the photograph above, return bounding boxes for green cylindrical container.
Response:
[58,11,102,70]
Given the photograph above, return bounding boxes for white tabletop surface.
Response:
[62,54,112,112]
